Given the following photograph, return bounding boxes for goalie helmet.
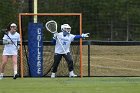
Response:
[61,24,71,34]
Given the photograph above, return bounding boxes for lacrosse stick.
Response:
[0,29,19,50]
[45,20,67,54]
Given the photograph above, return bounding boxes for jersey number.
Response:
[63,41,67,45]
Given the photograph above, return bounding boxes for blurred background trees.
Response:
[0,0,140,41]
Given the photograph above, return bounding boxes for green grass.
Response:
[0,77,140,93]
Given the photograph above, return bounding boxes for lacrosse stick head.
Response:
[45,20,57,34]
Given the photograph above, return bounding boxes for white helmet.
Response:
[10,23,17,27]
[61,24,71,33]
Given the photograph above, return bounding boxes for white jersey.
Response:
[3,32,20,55]
[55,32,75,54]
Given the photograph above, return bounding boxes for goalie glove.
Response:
[53,34,57,39]
[81,33,90,38]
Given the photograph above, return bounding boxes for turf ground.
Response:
[0,44,140,93]
[0,77,140,93]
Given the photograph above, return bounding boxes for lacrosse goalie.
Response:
[51,24,89,78]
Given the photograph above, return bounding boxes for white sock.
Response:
[0,73,4,76]
[70,71,74,74]
[14,65,17,75]
[14,71,17,76]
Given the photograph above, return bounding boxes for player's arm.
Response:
[74,33,90,40]
[2,35,11,45]
[51,34,57,45]
[17,34,21,49]
[51,39,56,45]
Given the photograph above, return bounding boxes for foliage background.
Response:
[0,0,140,41]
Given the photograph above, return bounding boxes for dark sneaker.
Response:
[13,74,18,79]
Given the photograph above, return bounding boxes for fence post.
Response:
[88,41,91,77]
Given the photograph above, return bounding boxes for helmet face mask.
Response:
[61,24,71,34]
[63,28,71,33]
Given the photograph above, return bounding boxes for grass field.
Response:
[0,77,140,93]
[83,45,140,76]
[0,44,140,93]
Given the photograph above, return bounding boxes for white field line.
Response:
[83,55,140,63]
[83,64,140,72]
[83,55,140,71]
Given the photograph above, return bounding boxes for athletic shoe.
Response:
[51,73,55,78]
[69,71,77,77]
[13,74,18,79]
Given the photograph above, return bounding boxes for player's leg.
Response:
[0,55,8,79]
[51,53,62,78]
[12,55,18,79]
[63,52,77,77]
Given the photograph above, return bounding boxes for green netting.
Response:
[0,0,140,40]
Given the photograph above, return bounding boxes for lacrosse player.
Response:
[51,24,89,78]
[0,23,20,79]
